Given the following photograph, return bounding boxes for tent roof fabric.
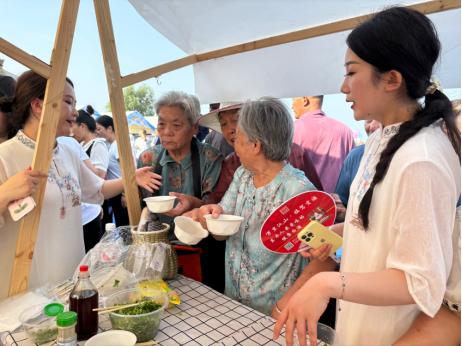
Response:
[128,0,460,103]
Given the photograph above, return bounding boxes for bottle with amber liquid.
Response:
[69,265,98,340]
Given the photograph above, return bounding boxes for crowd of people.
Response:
[0,6,460,346]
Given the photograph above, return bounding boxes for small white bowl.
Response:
[204,214,244,236]
[86,330,137,346]
[144,196,176,213]
[174,216,208,245]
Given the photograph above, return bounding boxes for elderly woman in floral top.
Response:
[137,91,223,232]
[188,97,319,316]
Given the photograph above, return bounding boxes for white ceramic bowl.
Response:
[86,330,137,346]
[174,216,208,245]
[204,214,244,236]
[143,196,176,213]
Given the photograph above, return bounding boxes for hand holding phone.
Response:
[297,221,343,256]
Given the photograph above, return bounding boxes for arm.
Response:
[271,258,338,319]
[393,306,460,346]
[83,159,98,175]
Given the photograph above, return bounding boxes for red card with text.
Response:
[260,191,336,254]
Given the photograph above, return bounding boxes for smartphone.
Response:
[297,221,343,256]
[8,196,36,221]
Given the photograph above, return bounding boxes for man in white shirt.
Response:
[134,129,149,158]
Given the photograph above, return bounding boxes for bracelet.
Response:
[338,271,346,311]
[121,192,125,196]
[274,302,282,314]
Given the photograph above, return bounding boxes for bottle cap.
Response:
[106,223,116,231]
[57,311,77,327]
[80,265,89,272]
[44,303,64,316]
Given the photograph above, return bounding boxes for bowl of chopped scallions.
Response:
[104,288,169,342]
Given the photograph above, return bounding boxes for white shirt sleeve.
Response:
[78,157,105,205]
[90,142,109,172]
[387,161,455,317]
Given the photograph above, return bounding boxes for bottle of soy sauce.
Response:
[69,265,98,340]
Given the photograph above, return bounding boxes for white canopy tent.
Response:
[129,0,461,103]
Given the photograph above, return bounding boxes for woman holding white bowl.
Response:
[186,97,319,316]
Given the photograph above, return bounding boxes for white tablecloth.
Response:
[1,275,307,346]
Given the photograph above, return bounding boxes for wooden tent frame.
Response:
[0,0,459,297]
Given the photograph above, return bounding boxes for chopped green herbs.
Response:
[29,326,58,344]
[113,279,120,288]
[110,296,163,342]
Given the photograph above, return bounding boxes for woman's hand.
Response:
[300,244,333,262]
[0,166,48,210]
[121,195,127,209]
[135,166,162,192]
[164,192,204,217]
[184,204,224,230]
[273,273,338,346]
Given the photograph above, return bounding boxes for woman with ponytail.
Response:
[71,106,109,252]
[273,7,460,346]
[0,71,161,300]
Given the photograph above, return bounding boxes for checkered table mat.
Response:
[1,275,322,346]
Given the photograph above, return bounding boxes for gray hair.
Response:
[238,97,294,162]
[154,90,201,127]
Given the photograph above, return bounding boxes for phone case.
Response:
[297,221,343,256]
[8,196,36,221]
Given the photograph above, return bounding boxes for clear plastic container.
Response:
[19,303,62,344]
[104,288,169,342]
[293,322,339,346]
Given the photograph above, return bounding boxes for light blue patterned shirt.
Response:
[219,164,317,316]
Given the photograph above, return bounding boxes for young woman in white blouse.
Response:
[72,106,110,252]
[0,70,161,299]
[273,7,461,346]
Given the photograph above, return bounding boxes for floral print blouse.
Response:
[219,164,317,316]
[138,137,223,229]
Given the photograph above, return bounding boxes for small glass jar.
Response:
[56,311,77,346]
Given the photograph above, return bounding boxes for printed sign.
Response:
[260,191,336,254]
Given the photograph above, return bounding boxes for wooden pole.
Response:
[0,38,51,79]
[8,0,80,297]
[118,0,461,87]
[94,0,141,225]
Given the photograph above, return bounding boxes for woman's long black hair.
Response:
[348,7,461,230]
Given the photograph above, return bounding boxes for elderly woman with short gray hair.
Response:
[190,97,318,316]
[137,90,223,232]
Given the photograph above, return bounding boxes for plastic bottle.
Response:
[56,311,77,346]
[69,265,98,340]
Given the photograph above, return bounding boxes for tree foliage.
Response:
[105,84,156,117]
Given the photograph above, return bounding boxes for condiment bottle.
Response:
[56,311,77,346]
[69,265,99,340]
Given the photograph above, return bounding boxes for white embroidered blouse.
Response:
[336,121,461,345]
[0,131,104,299]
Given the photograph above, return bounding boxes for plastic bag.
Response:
[144,243,168,281]
[0,283,59,333]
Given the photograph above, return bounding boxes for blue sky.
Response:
[1,0,460,142]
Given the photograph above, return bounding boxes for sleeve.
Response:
[334,157,352,207]
[218,167,243,215]
[201,146,224,200]
[90,142,109,172]
[79,157,105,205]
[76,143,89,161]
[387,161,456,317]
[204,157,232,204]
[301,149,324,191]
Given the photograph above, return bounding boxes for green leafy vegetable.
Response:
[29,326,58,344]
[110,296,163,342]
[113,279,120,288]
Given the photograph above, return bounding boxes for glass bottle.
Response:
[69,265,99,340]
